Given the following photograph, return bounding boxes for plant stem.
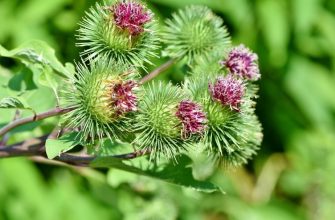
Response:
[0,135,48,157]
[0,107,75,138]
[0,135,150,166]
[139,58,178,84]
[110,149,150,159]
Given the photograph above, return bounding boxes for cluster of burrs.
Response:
[64,0,262,166]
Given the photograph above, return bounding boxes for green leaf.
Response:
[33,65,62,101]
[0,40,72,100]
[45,133,80,159]
[0,66,16,125]
[8,67,37,92]
[107,169,138,188]
[0,97,33,112]
[0,40,70,78]
[91,154,221,192]
[87,139,134,156]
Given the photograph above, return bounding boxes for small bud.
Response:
[176,100,207,137]
[111,80,138,115]
[221,44,260,81]
[109,1,152,36]
[209,75,245,111]
[161,5,231,63]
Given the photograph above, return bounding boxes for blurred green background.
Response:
[1,0,335,219]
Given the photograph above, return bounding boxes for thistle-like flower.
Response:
[109,1,152,35]
[176,100,207,138]
[221,44,260,81]
[209,75,245,111]
[133,82,188,160]
[77,1,159,69]
[112,80,138,115]
[63,58,139,143]
[161,5,230,63]
[185,74,262,166]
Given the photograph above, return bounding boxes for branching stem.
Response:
[140,57,178,84]
[0,107,75,138]
[0,135,150,166]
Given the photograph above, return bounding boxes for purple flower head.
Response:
[221,44,260,81]
[209,75,245,111]
[176,100,207,138]
[110,1,152,36]
[111,80,138,115]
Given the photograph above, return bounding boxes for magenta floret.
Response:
[221,44,260,81]
[209,75,245,111]
[111,1,152,36]
[176,100,207,137]
[112,80,138,115]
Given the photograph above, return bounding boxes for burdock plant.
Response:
[77,0,159,69]
[0,0,263,191]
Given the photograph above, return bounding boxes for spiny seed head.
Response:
[161,5,231,63]
[86,77,138,122]
[111,80,138,115]
[176,100,207,138]
[133,82,189,160]
[221,44,260,81]
[209,75,245,111]
[77,1,158,69]
[108,1,152,36]
[63,59,140,142]
[185,75,262,167]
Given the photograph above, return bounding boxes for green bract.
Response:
[63,58,139,143]
[77,0,159,69]
[190,52,226,77]
[133,82,187,160]
[161,5,231,63]
[185,74,262,166]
